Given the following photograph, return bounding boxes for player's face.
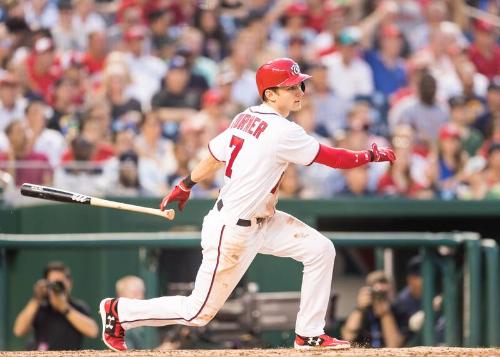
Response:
[275,83,305,114]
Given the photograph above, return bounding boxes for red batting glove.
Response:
[370,143,396,163]
[160,182,191,211]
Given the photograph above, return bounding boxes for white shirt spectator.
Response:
[32,129,66,168]
[24,1,59,30]
[0,98,27,132]
[72,12,106,51]
[322,52,374,101]
[230,69,259,108]
[125,53,167,111]
[134,135,176,196]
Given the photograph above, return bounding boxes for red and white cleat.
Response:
[99,298,127,352]
[294,334,351,349]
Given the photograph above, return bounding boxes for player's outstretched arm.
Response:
[160,155,224,211]
[313,143,395,169]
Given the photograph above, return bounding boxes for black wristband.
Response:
[182,174,196,189]
[368,150,375,162]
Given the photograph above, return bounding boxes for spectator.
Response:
[24,37,63,103]
[46,77,79,136]
[482,142,500,198]
[322,26,374,102]
[393,256,444,346]
[134,111,176,196]
[473,77,500,140]
[72,0,106,51]
[448,95,483,157]
[431,123,468,199]
[307,63,350,137]
[0,71,27,133]
[341,271,404,347]
[80,30,108,77]
[13,261,98,350]
[147,5,176,60]
[101,64,142,131]
[24,0,58,31]
[115,275,152,349]
[123,25,167,109]
[24,98,66,168]
[50,0,79,52]
[390,71,448,143]
[0,120,52,187]
[278,164,302,198]
[193,5,230,62]
[468,20,500,81]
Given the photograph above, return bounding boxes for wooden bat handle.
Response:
[91,198,175,220]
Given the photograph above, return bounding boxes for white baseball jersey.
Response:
[208,103,319,221]
[116,104,336,341]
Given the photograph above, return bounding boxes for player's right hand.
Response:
[160,182,191,211]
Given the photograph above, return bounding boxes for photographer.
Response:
[341,271,404,348]
[13,261,98,350]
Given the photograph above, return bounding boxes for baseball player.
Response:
[99,58,395,351]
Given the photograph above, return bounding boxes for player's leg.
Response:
[258,211,350,349]
[101,211,264,350]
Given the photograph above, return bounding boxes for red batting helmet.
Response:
[256,58,311,98]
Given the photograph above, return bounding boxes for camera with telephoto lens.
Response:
[370,287,388,301]
[47,281,66,295]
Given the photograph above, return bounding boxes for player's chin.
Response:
[291,101,302,111]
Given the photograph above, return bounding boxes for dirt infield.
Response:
[0,348,498,357]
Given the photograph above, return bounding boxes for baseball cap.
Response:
[285,3,308,17]
[439,123,461,140]
[406,256,422,276]
[202,89,223,107]
[380,24,401,38]
[124,25,147,41]
[474,19,494,33]
[168,55,189,70]
[338,26,361,46]
[34,37,54,53]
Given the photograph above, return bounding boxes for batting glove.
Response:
[370,143,396,163]
[160,181,191,211]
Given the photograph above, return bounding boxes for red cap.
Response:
[380,24,401,38]
[439,124,461,140]
[474,19,494,33]
[256,57,311,98]
[124,25,147,41]
[202,89,223,107]
[285,3,308,17]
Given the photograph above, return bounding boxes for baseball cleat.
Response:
[99,298,127,351]
[294,334,351,349]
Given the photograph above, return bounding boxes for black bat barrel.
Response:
[20,183,91,204]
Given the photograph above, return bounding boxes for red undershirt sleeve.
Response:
[313,143,372,169]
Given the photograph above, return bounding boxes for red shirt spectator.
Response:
[468,20,500,80]
[25,37,63,102]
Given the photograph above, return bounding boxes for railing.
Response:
[0,231,497,349]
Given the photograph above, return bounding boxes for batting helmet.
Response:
[256,58,311,98]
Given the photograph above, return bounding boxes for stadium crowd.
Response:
[0,0,499,200]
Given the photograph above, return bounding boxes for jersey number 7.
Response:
[226,135,244,178]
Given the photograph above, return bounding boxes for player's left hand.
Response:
[370,143,396,163]
[160,182,191,211]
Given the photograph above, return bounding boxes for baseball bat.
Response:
[20,183,175,220]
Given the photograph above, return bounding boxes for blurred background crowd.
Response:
[0,0,499,201]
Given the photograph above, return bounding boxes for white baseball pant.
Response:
[117,208,336,337]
